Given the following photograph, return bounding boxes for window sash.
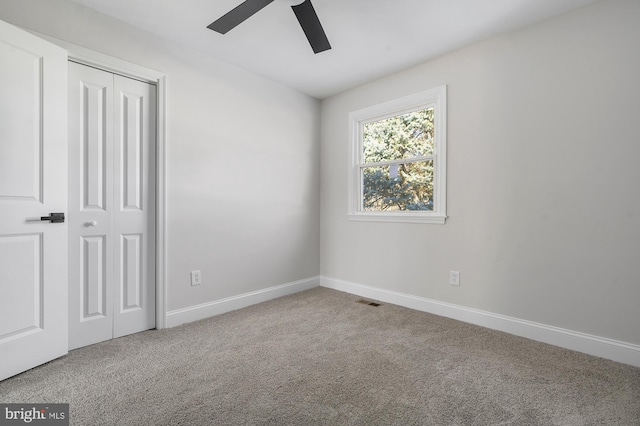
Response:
[358,159,436,212]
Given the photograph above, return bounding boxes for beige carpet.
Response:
[1,287,639,425]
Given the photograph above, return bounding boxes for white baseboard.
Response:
[320,276,640,368]
[166,276,320,328]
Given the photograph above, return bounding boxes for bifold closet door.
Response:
[68,62,156,350]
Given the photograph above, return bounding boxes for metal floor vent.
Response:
[357,299,381,307]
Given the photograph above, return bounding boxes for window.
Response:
[348,86,447,223]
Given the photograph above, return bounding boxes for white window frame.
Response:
[348,85,447,224]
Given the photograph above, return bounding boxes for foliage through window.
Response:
[348,86,447,223]
[362,109,434,211]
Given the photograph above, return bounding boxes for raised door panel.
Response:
[81,235,107,320]
[0,234,42,339]
[121,234,142,311]
[121,93,143,211]
[81,82,110,211]
[0,41,42,202]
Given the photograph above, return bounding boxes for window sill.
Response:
[347,213,447,224]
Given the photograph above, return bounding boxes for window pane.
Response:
[363,108,434,164]
[362,160,434,211]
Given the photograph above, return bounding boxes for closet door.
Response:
[68,62,155,350]
[68,63,114,349]
[112,74,156,339]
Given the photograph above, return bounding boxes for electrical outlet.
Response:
[449,271,460,286]
[190,270,202,286]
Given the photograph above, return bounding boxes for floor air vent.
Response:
[357,299,381,307]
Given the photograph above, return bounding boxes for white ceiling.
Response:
[71,0,596,99]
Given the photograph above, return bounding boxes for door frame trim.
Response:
[30,31,168,329]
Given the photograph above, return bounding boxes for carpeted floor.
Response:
[1,287,639,425]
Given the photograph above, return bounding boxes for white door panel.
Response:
[68,64,114,349]
[113,74,156,339]
[68,63,155,350]
[0,19,68,381]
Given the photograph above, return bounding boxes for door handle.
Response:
[40,212,65,223]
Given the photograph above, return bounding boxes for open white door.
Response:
[0,20,68,381]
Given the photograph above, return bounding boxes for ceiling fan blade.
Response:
[208,0,275,34]
[291,0,331,54]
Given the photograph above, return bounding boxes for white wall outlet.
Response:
[190,270,202,286]
[449,271,460,286]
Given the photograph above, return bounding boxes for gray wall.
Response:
[0,0,321,312]
[320,0,640,345]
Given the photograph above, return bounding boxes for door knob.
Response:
[86,220,97,227]
[40,213,65,223]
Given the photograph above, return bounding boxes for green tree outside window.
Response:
[362,109,434,211]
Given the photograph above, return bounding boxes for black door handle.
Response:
[40,213,65,223]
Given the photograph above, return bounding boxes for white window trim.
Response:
[348,85,447,224]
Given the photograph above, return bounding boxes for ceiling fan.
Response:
[207,0,331,54]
